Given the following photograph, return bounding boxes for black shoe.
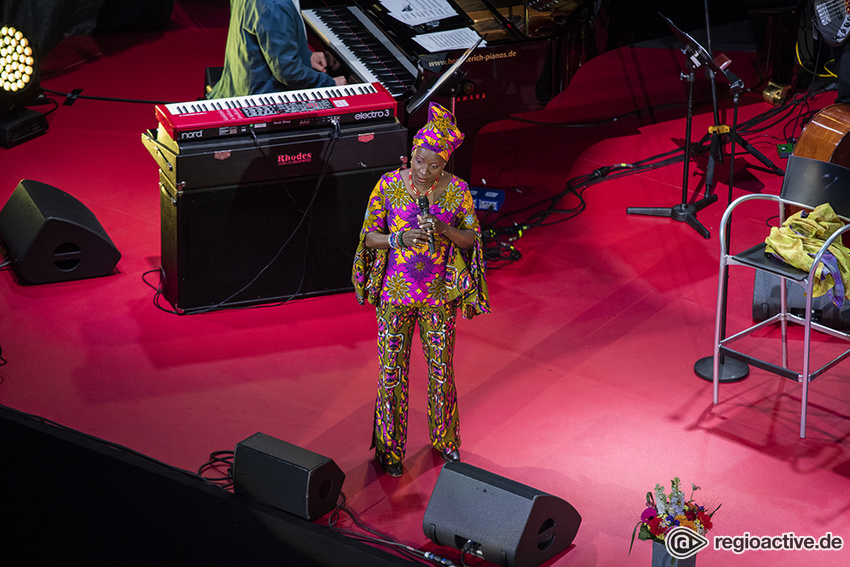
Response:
[375,451,403,477]
[440,448,461,464]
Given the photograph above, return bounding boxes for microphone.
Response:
[417,195,435,254]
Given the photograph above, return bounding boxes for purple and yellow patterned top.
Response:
[352,168,490,319]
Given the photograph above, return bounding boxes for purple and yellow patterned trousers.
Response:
[371,300,460,463]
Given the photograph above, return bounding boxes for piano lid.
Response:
[308,0,591,53]
[304,0,600,105]
[455,0,594,42]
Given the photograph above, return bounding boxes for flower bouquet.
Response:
[629,477,720,554]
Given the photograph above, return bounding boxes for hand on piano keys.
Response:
[303,6,418,99]
[312,51,348,86]
[311,51,343,74]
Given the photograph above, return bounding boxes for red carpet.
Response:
[1,2,849,566]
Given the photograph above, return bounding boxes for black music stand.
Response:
[626,13,745,239]
[406,36,483,118]
[406,36,482,171]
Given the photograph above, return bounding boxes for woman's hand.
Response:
[417,213,445,236]
[363,216,473,251]
[404,226,434,248]
[417,212,475,250]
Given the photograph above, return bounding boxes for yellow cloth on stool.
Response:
[764,203,850,306]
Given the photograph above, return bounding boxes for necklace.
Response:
[408,169,441,197]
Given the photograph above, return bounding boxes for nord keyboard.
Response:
[155,82,397,142]
[302,6,418,98]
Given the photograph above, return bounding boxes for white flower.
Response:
[669,477,685,515]
[654,483,669,517]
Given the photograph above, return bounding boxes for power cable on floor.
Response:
[479,89,824,267]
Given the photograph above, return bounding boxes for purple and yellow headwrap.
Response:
[412,102,464,162]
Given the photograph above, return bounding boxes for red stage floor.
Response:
[1,2,849,566]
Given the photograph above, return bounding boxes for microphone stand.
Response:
[627,11,783,239]
[626,22,717,238]
[704,0,783,184]
[626,13,721,239]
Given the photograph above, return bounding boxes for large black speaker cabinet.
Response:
[423,462,582,567]
[159,167,382,313]
[233,432,345,522]
[0,179,121,284]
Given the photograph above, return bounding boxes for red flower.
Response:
[647,517,666,535]
[697,511,713,531]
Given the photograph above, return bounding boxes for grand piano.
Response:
[301,0,773,180]
[301,0,605,177]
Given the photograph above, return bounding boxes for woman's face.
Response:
[410,147,446,188]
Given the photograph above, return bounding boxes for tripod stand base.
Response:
[627,194,718,239]
[693,355,749,382]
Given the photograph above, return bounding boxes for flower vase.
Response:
[651,542,697,567]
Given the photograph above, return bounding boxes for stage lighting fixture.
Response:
[0,24,47,148]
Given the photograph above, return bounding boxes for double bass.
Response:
[793,103,850,166]
[789,104,850,241]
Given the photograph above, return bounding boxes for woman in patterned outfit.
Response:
[352,103,490,477]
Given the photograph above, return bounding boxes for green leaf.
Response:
[628,521,642,555]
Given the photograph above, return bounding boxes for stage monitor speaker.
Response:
[233,432,345,522]
[752,270,850,329]
[423,462,581,567]
[0,179,121,284]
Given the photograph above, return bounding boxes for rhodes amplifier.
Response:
[158,166,390,314]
